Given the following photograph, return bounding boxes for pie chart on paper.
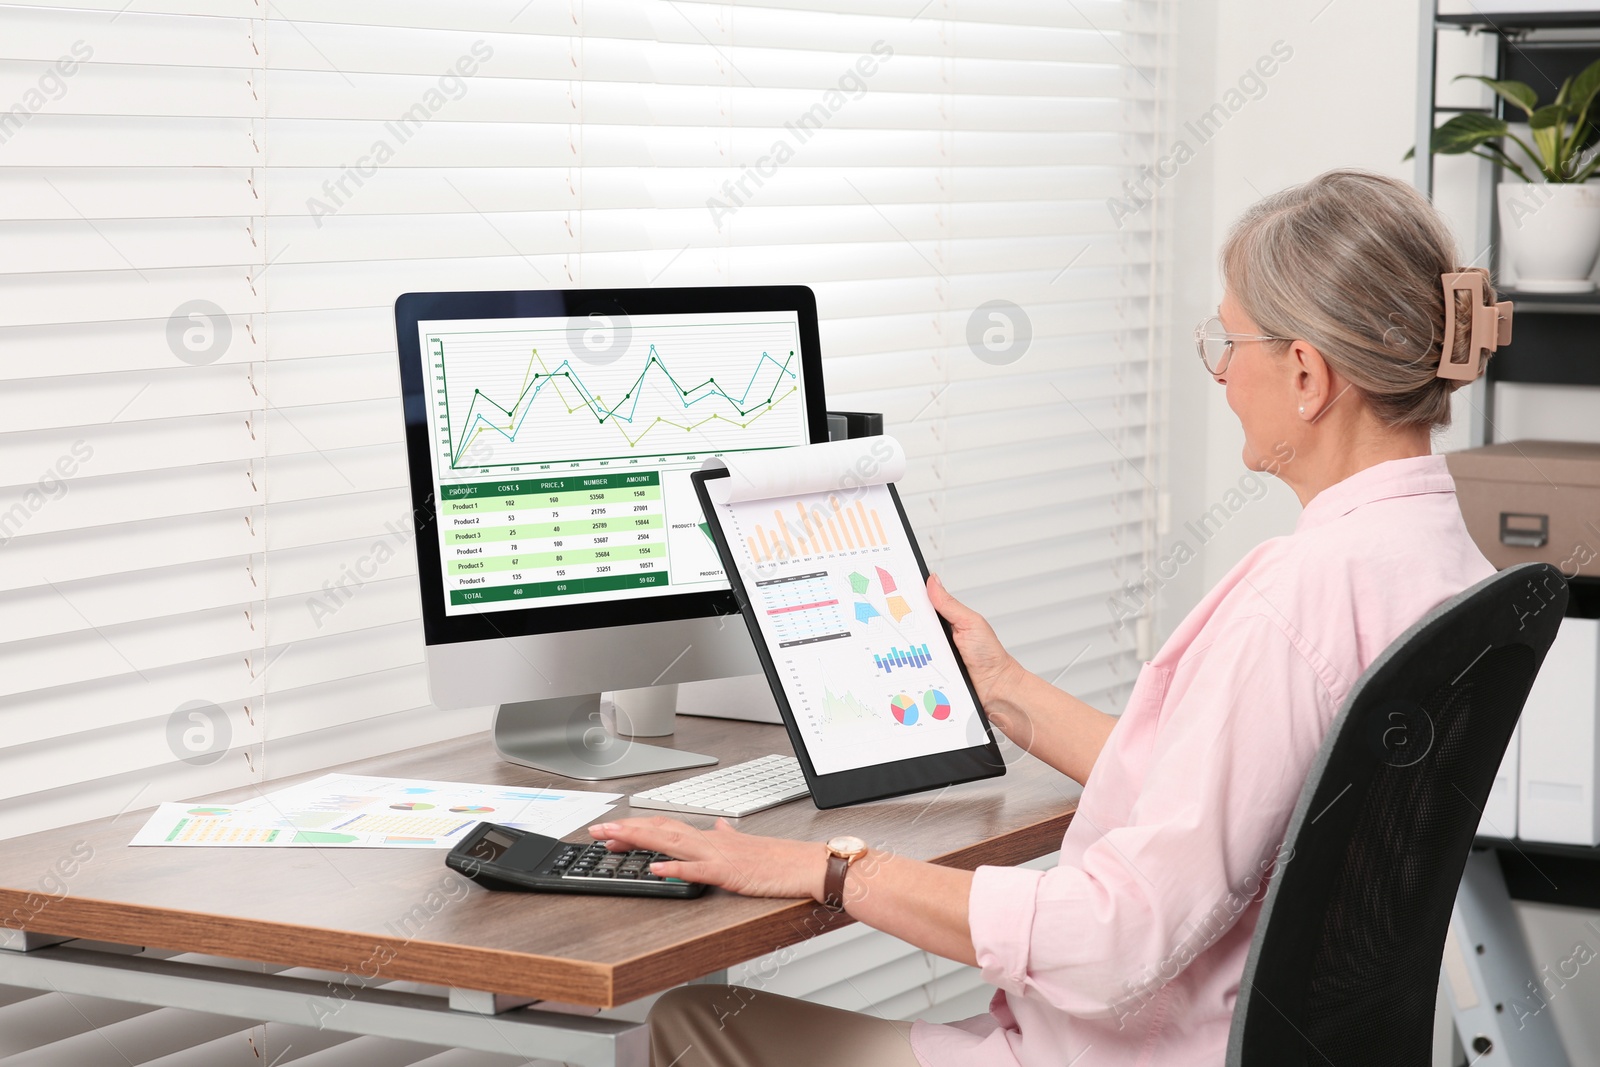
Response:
[389,802,436,811]
[450,805,495,814]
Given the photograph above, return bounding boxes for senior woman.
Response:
[588,169,1500,1067]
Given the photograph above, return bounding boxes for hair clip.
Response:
[1438,272,1512,381]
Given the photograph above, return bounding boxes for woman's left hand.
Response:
[587,816,827,901]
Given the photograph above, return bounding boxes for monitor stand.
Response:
[490,694,718,781]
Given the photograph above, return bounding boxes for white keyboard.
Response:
[628,754,810,818]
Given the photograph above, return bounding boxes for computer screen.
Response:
[420,308,809,616]
[396,287,829,645]
[396,287,829,773]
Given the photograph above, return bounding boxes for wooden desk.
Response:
[0,717,1077,1063]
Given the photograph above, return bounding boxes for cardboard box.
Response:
[1518,618,1600,845]
[1446,440,1600,578]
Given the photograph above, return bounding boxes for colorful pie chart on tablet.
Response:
[890,693,918,725]
[923,690,952,721]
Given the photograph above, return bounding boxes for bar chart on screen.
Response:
[744,494,892,563]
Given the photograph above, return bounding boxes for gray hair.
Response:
[1220,169,1489,429]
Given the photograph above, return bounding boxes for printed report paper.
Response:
[131,774,619,848]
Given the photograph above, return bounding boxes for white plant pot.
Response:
[1497,182,1600,294]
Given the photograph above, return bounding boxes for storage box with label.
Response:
[1445,440,1600,578]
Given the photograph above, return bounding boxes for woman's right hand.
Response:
[927,574,1025,718]
[929,573,1117,784]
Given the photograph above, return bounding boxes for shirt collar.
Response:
[1295,454,1457,533]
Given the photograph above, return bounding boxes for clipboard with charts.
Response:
[691,436,1004,809]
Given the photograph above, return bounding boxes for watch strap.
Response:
[822,850,850,911]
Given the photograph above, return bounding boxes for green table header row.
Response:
[442,470,660,500]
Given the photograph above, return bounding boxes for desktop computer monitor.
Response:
[394,286,829,779]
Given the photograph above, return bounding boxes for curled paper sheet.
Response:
[700,435,905,502]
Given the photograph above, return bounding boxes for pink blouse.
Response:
[910,455,1494,1067]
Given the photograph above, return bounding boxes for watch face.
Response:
[828,835,867,857]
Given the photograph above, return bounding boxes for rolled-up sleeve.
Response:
[967,612,1335,1019]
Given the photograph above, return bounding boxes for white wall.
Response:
[1165,1,1599,606]
[1164,3,1600,1064]
[1165,0,1429,610]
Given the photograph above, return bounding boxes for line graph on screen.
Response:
[429,319,805,468]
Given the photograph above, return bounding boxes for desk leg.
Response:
[0,944,648,1067]
[0,930,71,952]
[448,988,539,1015]
[1443,849,1572,1067]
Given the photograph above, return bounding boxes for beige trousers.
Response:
[648,984,922,1067]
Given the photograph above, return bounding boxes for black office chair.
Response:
[1226,562,1568,1067]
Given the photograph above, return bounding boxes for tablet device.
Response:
[691,466,1004,808]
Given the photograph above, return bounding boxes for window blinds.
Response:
[0,0,1169,842]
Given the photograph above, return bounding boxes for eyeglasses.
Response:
[1194,315,1294,376]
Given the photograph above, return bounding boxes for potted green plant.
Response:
[1412,58,1600,293]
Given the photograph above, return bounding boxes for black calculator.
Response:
[445,822,708,899]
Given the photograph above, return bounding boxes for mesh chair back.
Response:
[1226,563,1568,1067]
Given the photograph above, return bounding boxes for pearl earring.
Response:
[1298,405,1305,416]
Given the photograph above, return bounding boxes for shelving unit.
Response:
[1416,3,1600,445]
[1418,9,1600,1066]
[1476,834,1600,908]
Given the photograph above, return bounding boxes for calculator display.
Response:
[467,826,518,863]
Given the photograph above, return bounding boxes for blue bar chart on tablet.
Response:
[873,643,932,672]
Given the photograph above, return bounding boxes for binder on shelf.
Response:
[1518,617,1600,845]
[1480,723,1520,840]
[1439,1,1600,15]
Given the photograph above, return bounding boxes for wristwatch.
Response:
[822,835,869,912]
